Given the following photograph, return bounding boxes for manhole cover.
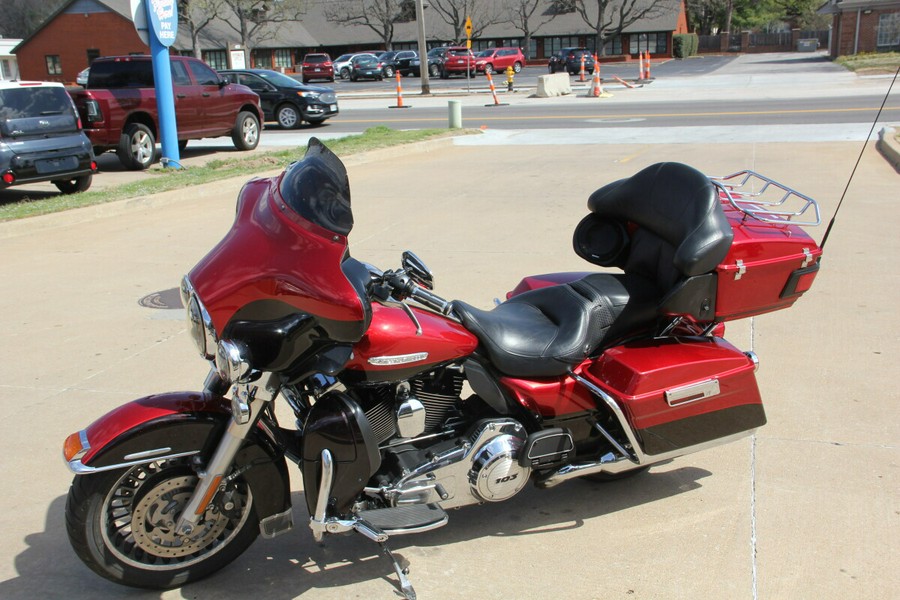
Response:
[138,287,184,310]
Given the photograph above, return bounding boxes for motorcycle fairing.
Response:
[66,392,292,522]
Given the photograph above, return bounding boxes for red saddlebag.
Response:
[583,337,765,456]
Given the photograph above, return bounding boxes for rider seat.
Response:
[453,162,734,378]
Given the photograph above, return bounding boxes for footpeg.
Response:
[356,503,448,535]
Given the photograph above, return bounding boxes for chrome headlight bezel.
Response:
[215,339,253,384]
[181,276,217,360]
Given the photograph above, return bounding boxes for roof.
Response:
[818,0,900,14]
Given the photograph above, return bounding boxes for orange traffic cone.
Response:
[645,52,652,80]
[579,54,586,82]
[389,71,410,109]
[484,70,508,107]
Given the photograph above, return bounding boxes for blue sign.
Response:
[147,0,177,47]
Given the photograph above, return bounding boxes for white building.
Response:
[1,37,22,81]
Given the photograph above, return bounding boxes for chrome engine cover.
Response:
[389,419,531,510]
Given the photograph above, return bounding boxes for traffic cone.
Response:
[579,54,586,82]
[588,58,609,98]
[389,71,410,109]
[645,52,652,80]
[638,52,645,81]
[484,70,508,107]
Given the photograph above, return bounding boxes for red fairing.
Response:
[346,303,477,378]
[188,175,367,337]
[79,392,229,465]
[582,337,761,430]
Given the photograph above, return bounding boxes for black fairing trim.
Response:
[223,311,316,372]
[639,403,767,455]
[587,162,733,279]
[454,273,659,378]
[301,391,381,516]
[341,256,373,333]
[463,359,512,414]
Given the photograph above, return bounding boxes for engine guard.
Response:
[63,391,292,528]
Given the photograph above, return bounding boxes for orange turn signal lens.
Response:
[63,431,88,462]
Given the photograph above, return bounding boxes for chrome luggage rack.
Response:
[710,170,821,226]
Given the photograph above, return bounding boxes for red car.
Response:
[474,47,526,74]
[440,47,476,78]
[301,53,334,83]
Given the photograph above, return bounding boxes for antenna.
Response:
[820,65,900,250]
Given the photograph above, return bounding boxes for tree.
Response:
[323,0,413,51]
[572,0,675,55]
[0,0,66,38]
[500,0,556,58]
[217,0,307,53]
[428,0,504,43]
[179,0,225,58]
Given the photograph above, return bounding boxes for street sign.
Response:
[465,16,472,39]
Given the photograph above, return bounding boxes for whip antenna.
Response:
[820,65,899,250]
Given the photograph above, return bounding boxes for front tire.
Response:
[383,65,395,78]
[65,459,259,589]
[231,111,260,151]
[118,123,155,170]
[428,63,440,77]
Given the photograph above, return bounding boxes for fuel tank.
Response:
[344,303,478,382]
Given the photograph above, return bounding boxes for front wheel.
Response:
[276,103,301,129]
[65,458,259,589]
[231,111,260,151]
[428,63,440,77]
[383,65,395,78]
[484,64,494,75]
[118,123,155,170]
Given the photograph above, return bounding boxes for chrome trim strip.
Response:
[122,447,173,461]
[379,514,449,536]
[368,352,429,366]
[665,379,720,407]
[67,450,200,475]
[310,448,334,542]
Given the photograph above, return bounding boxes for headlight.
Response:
[215,339,253,383]
[298,91,320,100]
[181,276,216,360]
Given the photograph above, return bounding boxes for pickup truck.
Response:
[69,55,263,170]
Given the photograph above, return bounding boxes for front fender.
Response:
[64,391,291,522]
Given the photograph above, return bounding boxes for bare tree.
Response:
[428,0,504,43]
[499,0,555,58]
[323,0,414,51]
[0,0,65,38]
[179,0,225,58]
[573,0,672,54]
[218,0,307,52]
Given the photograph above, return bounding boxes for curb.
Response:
[876,126,900,173]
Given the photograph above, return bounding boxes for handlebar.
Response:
[373,267,454,316]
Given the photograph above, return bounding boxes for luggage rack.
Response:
[710,170,821,226]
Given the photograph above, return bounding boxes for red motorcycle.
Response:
[62,139,822,597]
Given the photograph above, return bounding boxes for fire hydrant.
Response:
[506,65,515,92]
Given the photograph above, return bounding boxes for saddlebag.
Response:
[583,337,765,456]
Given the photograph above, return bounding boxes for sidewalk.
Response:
[0,54,897,599]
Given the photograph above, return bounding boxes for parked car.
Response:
[70,55,262,170]
[440,47,477,78]
[379,50,418,77]
[416,47,451,78]
[548,47,596,75]
[300,53,334,83]
[474,47,526,74]
[348,55,384,81]
[219,69,338,129]
[0,81,96,193]
[333,52,378,80]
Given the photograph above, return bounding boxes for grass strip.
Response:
[0,126,453,222]
[836,52,900,74]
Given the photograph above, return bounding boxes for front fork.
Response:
[175,369,280,537]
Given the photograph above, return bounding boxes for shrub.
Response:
[673,34,698,58]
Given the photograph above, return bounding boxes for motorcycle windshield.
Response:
[279,137,353,236]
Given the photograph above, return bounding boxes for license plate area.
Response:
[35,155,78,174]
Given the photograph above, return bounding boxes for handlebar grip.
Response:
[410,286,452,315]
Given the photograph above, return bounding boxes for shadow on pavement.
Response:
[3,465,709,599]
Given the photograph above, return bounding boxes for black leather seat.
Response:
[453,163,734,378]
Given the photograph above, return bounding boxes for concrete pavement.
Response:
[0,54,897,599]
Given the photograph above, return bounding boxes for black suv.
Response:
[219,69,338,129]
[548,47,596,75]
[379,50,419,77]
[0,81,96,194]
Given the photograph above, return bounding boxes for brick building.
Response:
[819,0,900,57]
[15,0,688,84]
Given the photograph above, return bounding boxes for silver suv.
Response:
[0,81,96,193]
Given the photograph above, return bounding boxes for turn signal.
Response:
[63,430,89,462]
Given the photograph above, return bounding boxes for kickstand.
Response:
[380,541,416,600]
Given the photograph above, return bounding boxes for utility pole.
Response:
[415,0,430,94]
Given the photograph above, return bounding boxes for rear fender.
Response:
[65,391,291,522]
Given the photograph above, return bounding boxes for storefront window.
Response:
[204,50,228,70]
[275,49,293,68]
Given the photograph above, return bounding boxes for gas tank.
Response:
[345,303,478,382]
